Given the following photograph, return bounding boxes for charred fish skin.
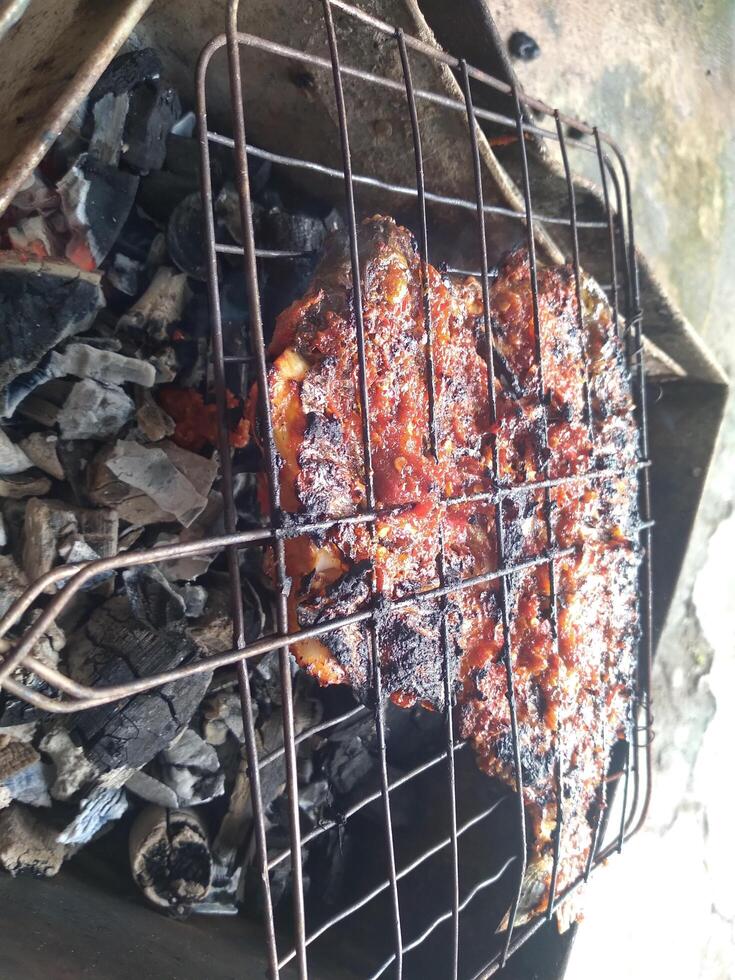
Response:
[254,215,640,922]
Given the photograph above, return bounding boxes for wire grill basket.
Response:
[0,2,653,977]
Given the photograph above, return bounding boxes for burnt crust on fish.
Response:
[250,215,641,921]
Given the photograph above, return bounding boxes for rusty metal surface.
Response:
[0,0,30,39]
[0,0,154,213]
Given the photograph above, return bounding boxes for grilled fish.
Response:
[251,215,641,921]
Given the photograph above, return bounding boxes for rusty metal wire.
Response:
[0,1,654,978]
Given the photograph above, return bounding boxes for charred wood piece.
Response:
[0,804,68,877]
[129,805,212,914]
[0,256,103,404]
[66,592,211,773]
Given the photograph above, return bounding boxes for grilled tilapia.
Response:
[251,215,641,921]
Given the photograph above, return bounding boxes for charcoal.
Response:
[38,729,96,802]
[58,154,139,268]
[51,342,155,388]
[214,184,245,243]
[106,253,144,297]
[167,192,206,280]
[384,700,445,768]
[57,379,135,441]
[7,214,60,256]
[262,207,326,254]
[159,729,225,807]
[113,205,161,264]
[260,205,323,324]
[118,266,189,343]
[164,133,203,181]
[125,769,179,809]
[0,256,103,400]
[57,785,128,845]
[123,80,181,174]
[89,92,130,167]
[251,650,287,709]
[89,48,162,101]
[0,554,46,639]
[298,778,330,825]
[209,746,252,889]
[321,714,376,796]
[0,737,51,808]
[0,430,32,475]
[138,169,200,224]
[0,472,51,499]
[67,595,211,772]
[22,497,118,591]
[308,828,352,908]
[88,438,217,527]
[135,387,175,442]
[201,690,248,746]
[122,565,187,630]
[170,111,196,139]
[10,169,59,216]
[175,583,208,618]
[17,433,63,480]
[129,805,212,913]
[15,394,61,428]
[0,804,68,877]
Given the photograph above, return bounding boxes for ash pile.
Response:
[0,47,433,920]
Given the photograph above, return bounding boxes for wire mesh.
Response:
[0,1,654,978]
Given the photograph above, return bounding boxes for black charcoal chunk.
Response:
[129,805,212,913]
[113,206,160,263]
[0,257,103,402]
[321,714,376,796]
[123,80,182,174]
[167,191,206,280]
[262,207,326,254]
[89,48,163,101]
[259,207,324,327]
[59,154,139,267]
[67,595,211,772]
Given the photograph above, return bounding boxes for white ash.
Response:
[125,769,179,809]
[134,386,175,442]
[57,785,129,845]
[39,729,97,802]
[50,342,155,388]
[88,439,217,527]
[0,429,33,475]
[58,378,135,441]
[107,252,145,296]
[159,729,225,807]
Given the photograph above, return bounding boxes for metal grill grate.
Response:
[0,1,654,978]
